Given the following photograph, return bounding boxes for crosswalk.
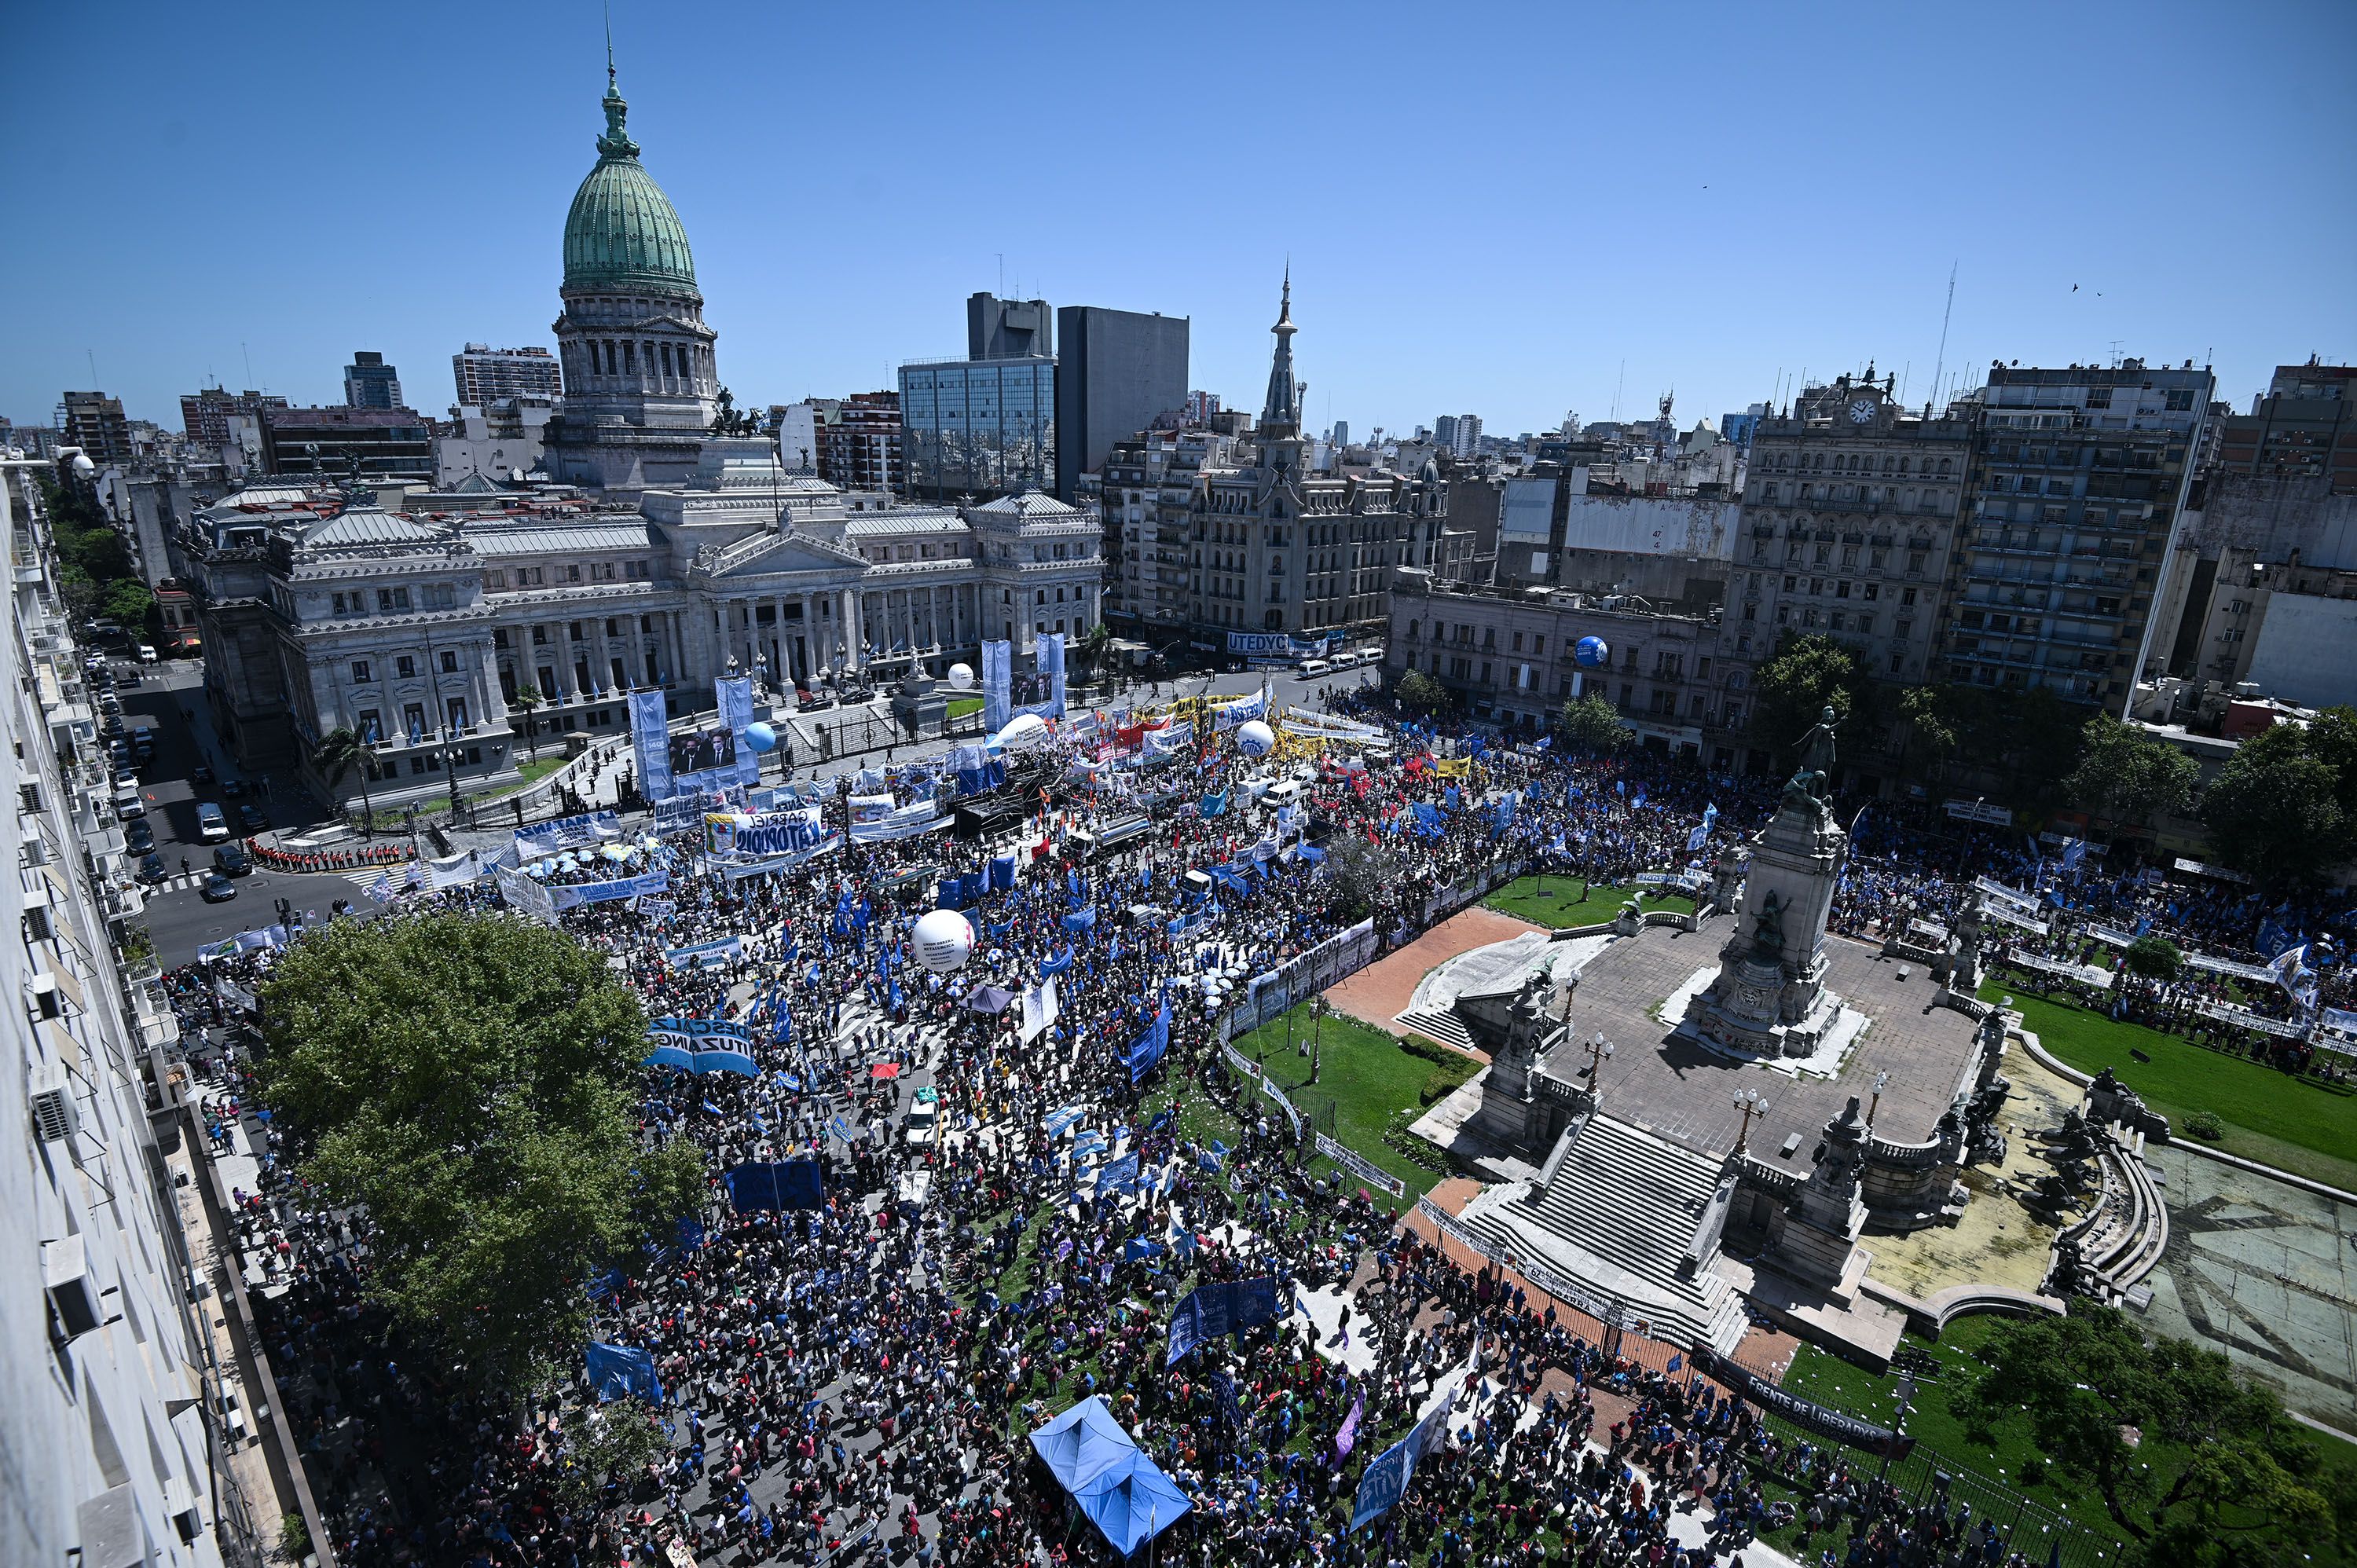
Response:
[145,867,387,898]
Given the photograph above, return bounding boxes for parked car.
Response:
[123,819,154,855]
[114,785,146,822]
[192,762,214,786]
[136,852,167,885]
[212,843,253,877]
[236,803,267,833]
[195,802,229,842]
[220,777,248,798]
[199,870,238,902]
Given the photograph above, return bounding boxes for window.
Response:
[566,564,582,583]
[486,570,508,589]
[331,592,348,614]
[395,655,416,679]
[537,666,557,698]
[424,584,456,610]
[568,621,585,641]
[376,587,412,614]
[358,707,382,742]
[401,703,427,741]
[530,625,548,644]
[440,650,460,674]
[350,659,372,683]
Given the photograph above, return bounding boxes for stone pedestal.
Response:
[891,673,950,739]
[1772,1096,1871,1302]
[1686,774,1849,1057]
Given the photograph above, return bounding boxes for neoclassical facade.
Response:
[183,443,1102,804]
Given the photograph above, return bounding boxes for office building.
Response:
[2,456,246,1568]
[2211,361,2357,493]
[541,64,720,493]
[343,350,403,410]
[814,392,904,493]
[1728,371,1974,680]
[1435,413,1482,460]
[1944,359,2215,709]
[1054,304,1188,502]
[179,388,288,450]
[1330,419,1349,449]
[1720,405,1765,447]
[452,343,563,408]
[968,293,1052,360]
[57,390,132,465]
[259,405,435,478]
[900,356,1057,500]
[1186,390,1222,426]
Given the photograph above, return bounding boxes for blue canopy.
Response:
[1076,1453,1193,1555]
[1028,1395,1138,1496]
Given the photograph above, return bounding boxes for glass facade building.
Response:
[899,356,1057,498]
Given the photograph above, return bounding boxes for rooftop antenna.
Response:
[1929,261,1956,415]
[1611,358,1625,423]
[86,349,98,386]
[242,341,255,390]
[604,0,614,86]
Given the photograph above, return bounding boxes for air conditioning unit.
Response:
[27,972,63,1021]
[30,1063,77,1143]
[42,1235,102,1339]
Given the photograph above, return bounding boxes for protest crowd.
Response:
[162,683,2352,1568]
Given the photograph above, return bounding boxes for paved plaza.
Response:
[1553,917,1984,1177]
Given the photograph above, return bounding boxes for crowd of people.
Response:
[160,684,2345,1568]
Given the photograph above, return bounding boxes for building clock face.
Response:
[1848,397,1876,425]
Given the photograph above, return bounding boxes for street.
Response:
[119,658,373,965]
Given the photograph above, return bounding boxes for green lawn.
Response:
[1231,1002,1469,1200]
[946,696,984,720]
[1784,1317,2357,1564]
[1983,980,2357,1191]
[1782,1318,2135,1548]
[1483,875,1695,929]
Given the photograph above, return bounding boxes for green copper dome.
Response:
[561,73,698,294]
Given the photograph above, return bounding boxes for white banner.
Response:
[1314,1133,1405,1196]
[1020,977,1060,1045]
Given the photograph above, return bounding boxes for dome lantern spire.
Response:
[596,38,639,160]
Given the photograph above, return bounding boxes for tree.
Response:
[1951,1303,2343,1566]
[102,577,156,628]
[552,1401,669,1512]
[2202,720,2357,889]
[1395,669,1448,714]
[508,683,545,758]
[1074,621,1113,683]
[258,914,704,1391]
[1326,839,1400,923]
[1896,684,1968,784]
[1556,692,1632,753]
[310,727,376,826]
[1750,632,1875,761]
[2066,714,2198,826]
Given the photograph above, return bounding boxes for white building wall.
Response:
[2,462,229,1568]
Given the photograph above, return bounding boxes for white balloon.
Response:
[1235,720,1277,757]
[947,662,976,691]
[911,908,975,973]
[998,713,1051,752]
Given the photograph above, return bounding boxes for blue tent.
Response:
[1028,1395,1138,1497]
[1076,1453,1193,1555]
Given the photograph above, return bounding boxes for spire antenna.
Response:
[604,1,615,88]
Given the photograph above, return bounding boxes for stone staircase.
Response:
[1460,1112,1750,1355]
[1393,1006,1476,1053]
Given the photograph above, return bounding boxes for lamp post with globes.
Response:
[1582,1031,1614,1101]
[1732,1087,1769,1155]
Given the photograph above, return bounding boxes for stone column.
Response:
[841,587,861,671]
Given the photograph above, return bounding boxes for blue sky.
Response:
[5,1,2352,440]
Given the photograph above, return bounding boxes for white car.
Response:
[1299,658,1332,677]
[135,644,158,664]
[195,802,230,842]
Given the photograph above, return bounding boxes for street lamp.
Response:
[1732,1087,1769,1155]
[1582,1031,1614,1097]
